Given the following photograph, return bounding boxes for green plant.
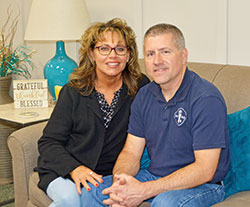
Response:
[0,7,34,78]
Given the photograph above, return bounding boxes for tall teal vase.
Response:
[44,41,78,100]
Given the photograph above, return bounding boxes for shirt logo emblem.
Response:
[174,108,187,126]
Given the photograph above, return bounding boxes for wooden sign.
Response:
[13,79,48,108]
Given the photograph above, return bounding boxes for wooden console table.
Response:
[0,103,54,184]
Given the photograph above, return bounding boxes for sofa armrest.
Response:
[7,121,47,207]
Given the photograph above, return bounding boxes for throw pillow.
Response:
[54,85,62,100]
[224,106,250,198]
[140,147,151,169]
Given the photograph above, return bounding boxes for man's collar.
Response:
[148,67,194,104]
[175,67,194,102]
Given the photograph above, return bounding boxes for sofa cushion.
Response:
[212,191,250,207]
[224,106,250,198]
[212,65,250,114]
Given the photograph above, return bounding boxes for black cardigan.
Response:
[36,74,149,192]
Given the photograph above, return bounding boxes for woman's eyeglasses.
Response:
[94,45,129,56]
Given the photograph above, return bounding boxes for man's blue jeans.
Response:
[81,169,225,207]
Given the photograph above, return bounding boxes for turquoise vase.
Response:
[44,41,78,100]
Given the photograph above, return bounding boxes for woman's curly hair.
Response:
[69,18,142,97]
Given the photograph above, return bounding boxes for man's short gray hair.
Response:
[144,23,185,50]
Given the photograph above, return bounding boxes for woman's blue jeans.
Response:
[47,170,225,207]
[47,177,91,207]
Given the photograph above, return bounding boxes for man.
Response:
[83,23,230,207]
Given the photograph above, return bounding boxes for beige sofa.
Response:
[8,61,250,207]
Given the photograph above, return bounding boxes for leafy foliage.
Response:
[0,6,34,78]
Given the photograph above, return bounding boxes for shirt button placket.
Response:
[163,105,170,122]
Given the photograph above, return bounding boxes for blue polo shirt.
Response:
[128,68,230,183]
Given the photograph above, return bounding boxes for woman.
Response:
[36,18,149,206]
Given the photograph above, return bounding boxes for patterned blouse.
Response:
[95,87,122,128]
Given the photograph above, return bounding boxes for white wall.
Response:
[228,0,250,66]
[142,0,228,64]
[0,0,23,46]
[86,0,143,55]
[1,0,250,80]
